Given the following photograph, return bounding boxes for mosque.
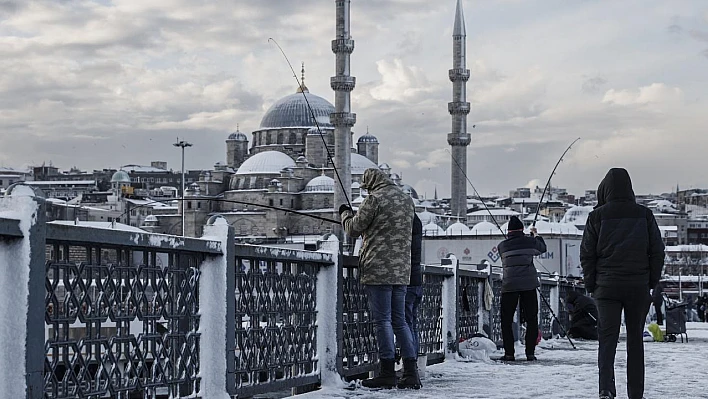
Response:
[144,75,420,240]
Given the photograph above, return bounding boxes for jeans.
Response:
[365,284,416,360]
[595,285,652,399]
[405,285,424,355]
[501,289,538,356]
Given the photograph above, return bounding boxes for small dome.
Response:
[296,156,309,163]
[235,151,297,175]
[446,222,471,235]
[401,184,418,199]
[269,179,282,186]
[358,133,379,143]
[470,221,503,235]
[260,92,335,128]
[228,130,248,141]
[305,175,335,192]
[423,222,445,236]
[379,163,391,171]
[111,170,131,183]
[351,153,378,175]
[144,215,158,222]
[417,210,438,225]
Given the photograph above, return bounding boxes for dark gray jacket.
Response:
[497,231,547,293]
[409,214,423,286]
[580,168,665,293]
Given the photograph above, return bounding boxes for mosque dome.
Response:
[111,170,131,183]
[401,184,418,199]
[260,91,335,128]
[357,133,378,143]
[305,175,335,192]
[235,151,296,175]
[227,129,248,141]
[470,221,503,235]
[417,210,438,225]
[423,222,445,236]
[351,153,378,175]
[446,222,471,235]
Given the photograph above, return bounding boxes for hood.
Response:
[360,168,394,192]
[596,168,635,208]
[566,290,580,304]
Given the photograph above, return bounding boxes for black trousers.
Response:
[595,286,651,399]
[501,289,538,356]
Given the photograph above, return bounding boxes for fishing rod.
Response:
[447,147,577,349]
[268,38,353,211]
[532,137,581,226]
[116,196,339,226]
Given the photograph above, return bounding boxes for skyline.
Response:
[1,0,707,197]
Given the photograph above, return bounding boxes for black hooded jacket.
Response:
[498,231,547,293]
[580,168,665,293]
[409,214,423,286]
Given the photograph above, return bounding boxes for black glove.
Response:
[339,204,353,216]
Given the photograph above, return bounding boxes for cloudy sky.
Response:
[1,0,707,198]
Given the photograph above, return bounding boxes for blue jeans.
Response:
[365,285,416,360]
[405,285,424,355]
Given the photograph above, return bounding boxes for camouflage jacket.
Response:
[341,168,414,285]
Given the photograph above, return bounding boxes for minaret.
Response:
[447,0,471,218]
[331,0,356,216]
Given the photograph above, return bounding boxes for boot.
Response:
[361,358,396,389]
[397,358,422,389]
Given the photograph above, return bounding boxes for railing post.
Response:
[441,255,459,357]
[316,235,341,387]
[199,216,235,398]
[0,190,45,398]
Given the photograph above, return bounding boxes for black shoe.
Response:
[362,359,396,389]
[499,354,515,361]
[599,391,614,399]
[526,355,537,361]
[397,358,422,389]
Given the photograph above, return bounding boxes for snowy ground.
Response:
[297,323,708,399]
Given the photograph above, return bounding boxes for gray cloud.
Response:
[581,76,608,94]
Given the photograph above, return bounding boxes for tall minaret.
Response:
[447,0,471,218]
[331,0,356,215]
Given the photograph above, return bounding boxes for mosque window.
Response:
[291,199,294,208]
[279,198,283,206]
[266,133,272,145]
[277,133,284,144]
[269,199,274,206]
[289,133,297,144]
[324,197,330,208]
[187,202,192,209]
[300,134,305,144]
[197,202,201,209]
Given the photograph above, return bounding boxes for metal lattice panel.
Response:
[338,265,378,375]
[490,279,503,343]
[539,283,554,337]
[44,246,202,399]
[418,273,445,356]
[457,275,480,340]
[557,283,586,334]
[233,258,319,395]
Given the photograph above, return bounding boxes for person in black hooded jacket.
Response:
[580,168,665,399]
[566,290,598,340]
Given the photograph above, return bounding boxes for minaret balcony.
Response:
[330,76,356,92]
[448,102,471,115]
[447,133,471,146]
[331,39,355,54]
[330,112,357,127]
[448,68,470,82]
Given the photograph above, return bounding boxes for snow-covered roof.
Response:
[305,175,335,192]
[665,245,708,253]
[659,225,678,231]
[235,151,297,175]
[351,153,378,175]
[522,213,549,222]
[512,197,539,204]
[120,164,169,173]
[560,205,594,225]
[467,209,520,217]
[446,222,471,235]
[26,180,96,185]
[49,220,146,233]
[470,221,504,236]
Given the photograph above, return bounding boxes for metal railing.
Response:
[2,195,584,399]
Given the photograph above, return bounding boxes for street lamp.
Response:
[173,139,193,236]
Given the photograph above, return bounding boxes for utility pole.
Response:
[173,139,193,236]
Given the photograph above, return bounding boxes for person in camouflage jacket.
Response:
[339,167,420,389]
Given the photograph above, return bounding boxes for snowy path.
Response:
[299,323,708,399]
